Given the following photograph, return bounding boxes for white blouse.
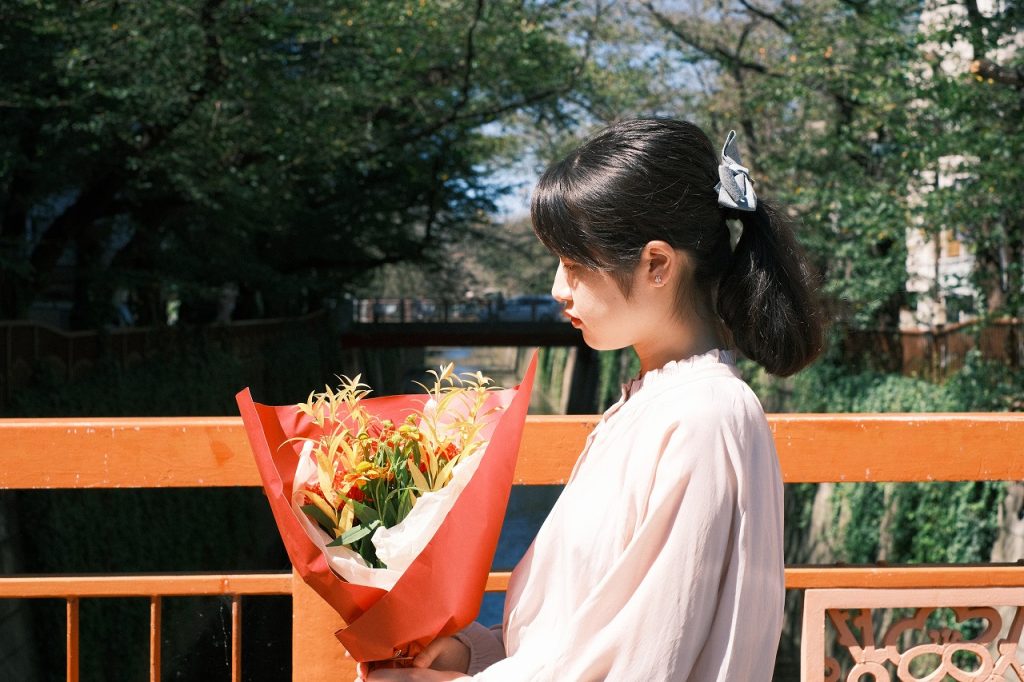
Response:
[456,349,785,681]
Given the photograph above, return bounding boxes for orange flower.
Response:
[435,442,458,462]
[303,482,325,504]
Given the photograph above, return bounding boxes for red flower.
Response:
[437,442,458,462]
[302,483,325,503]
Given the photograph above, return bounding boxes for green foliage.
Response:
[8,345,242,417]
[535,346,555,394]
[790,348,1024,414]
[912,7,1024,318]
[17,486,289,682]
[892,481,1002,564]
[597,350,621,412]
[943,349,1024,412]
[5,328,339,417]
[535,346,571,412]
[1,1,600,325]
[832,483,886,564]
[790,363,953,413]
[823,479,1003,566]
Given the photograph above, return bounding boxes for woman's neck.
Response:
[633,312,724,376]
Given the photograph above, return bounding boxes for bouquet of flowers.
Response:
[236,353,535,664]
[292,365,506,587]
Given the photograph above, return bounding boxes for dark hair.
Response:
[530,118,824,377]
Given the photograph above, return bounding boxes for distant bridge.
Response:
[339,321,582,348]
[337,299,596,411]
[338,298,584,348]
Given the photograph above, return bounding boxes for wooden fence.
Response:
[0,313,330,411]
[843,318,1022,377]
[2,414,1024,680]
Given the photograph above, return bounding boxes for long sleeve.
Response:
[453,622,505,675]
[472,354,784,681]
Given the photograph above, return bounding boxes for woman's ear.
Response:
[641,241,679,286]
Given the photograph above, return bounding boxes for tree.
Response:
[0,1,599,327]
[913,1,1023,323]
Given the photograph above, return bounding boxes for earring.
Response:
[654,274,663,284]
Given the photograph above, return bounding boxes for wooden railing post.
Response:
[231,595,242,682]
[291,571,357,680]
[149,597,161,682]
[67,597,79,682]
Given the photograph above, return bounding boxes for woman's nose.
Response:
[551,263,570,303]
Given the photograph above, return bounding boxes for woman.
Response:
[368,118,823,681]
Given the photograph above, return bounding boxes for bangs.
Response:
[529,157,606,270]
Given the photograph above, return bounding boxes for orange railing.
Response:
[2,414,1024,680]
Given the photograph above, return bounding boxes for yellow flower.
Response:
[438,362,455,383]
[398,424,422,441]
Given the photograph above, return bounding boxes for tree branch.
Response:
[737,0,790,32]
[134,0,228,152]
[391,0,600,149]
[962,0,990,58]
[641,1,779,77]
[456,0,486,113]
[963,0,987,23]
[733,21,762,156]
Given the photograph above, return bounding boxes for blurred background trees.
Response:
[1,0,608,328]
[4,0,1019,334]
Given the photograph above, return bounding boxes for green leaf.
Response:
[331,520,380,546]
[348,498,380,526]
[300,503,336,533]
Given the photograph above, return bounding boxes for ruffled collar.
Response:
[622,348,736,401]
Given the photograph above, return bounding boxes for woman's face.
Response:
[551,245,722,374]
[550,259,639,351]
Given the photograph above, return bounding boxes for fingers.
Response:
[412,639,444,668]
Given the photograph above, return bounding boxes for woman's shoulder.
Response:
[631,360,764,425]
[618,368,770,466]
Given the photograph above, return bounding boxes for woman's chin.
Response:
[580,332,628,353]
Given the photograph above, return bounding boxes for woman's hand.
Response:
[366,669,470,681]
[411,637,470,673]
[356,637,471,681]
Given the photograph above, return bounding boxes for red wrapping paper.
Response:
[235,352,536,662]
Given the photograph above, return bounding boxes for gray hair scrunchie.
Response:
[715,130,757,213]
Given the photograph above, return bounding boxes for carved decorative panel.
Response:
[802,588,1024,682]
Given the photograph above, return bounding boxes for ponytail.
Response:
[716,202,825,377]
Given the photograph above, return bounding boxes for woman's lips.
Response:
[564,311,582,328]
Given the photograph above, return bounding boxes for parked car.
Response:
[493,295,565,322]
